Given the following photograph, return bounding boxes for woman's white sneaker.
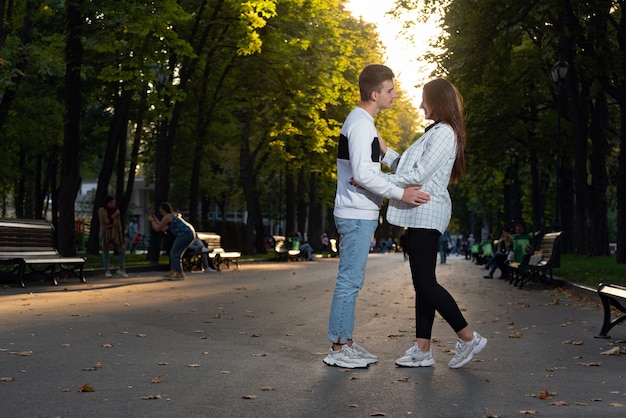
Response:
[448,331,487,369]
[395,342,435,367]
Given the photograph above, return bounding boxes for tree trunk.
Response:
[56,0,83,257]
[87,88,133,255]
[589,92,610,256]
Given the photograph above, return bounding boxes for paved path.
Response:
[1,254,624,417]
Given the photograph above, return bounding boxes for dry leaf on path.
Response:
[609,402,625,407]
[151,376,163,383]
[260,386,277,391]
[509,332,522,338]
[1,377,15,382]
[550,400,568,406]
[140,394,162,400]
[78,384,94,392]
[187,363,201,368]
[601,347,621,356]
[369,413,387,416]
[242,394,257,399]
[519,410,538,414]
[578,361,601,367]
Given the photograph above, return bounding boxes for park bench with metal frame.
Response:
[182,232,240,271]
[595,282,626,339]
[509,231,563,289]
[0,218,86,287]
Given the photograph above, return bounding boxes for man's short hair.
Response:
[359,64,394,102]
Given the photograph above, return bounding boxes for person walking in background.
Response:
[126,216,139,251]
[98,196,128,278]
[324,64,430,369]
[382,78,487,369]
[439,228,451,264]
[148,202,195,280]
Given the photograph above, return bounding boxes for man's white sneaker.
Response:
[116,270,129,278]
[323,345,369,368]
[395,343,435,367]
[350,343,378,364]
[448,331,487,369]
[104,271,112,278]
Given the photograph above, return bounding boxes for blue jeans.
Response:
[102,240,125,270]
[327,216,378,344]
[170,231,195,273]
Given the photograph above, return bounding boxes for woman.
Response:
[148,202,195,280]
[98,196,128,278]
[383,78,487,368]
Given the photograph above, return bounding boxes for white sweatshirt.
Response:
[333,107,405,220]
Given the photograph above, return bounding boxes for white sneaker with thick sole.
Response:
[323,345,369,368]
[350,343,378,364]
[104,271,112,278]
[116,270,129,278]
[448,331,487,369]
[395,343,435,367]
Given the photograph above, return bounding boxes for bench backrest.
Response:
[0,219,56,254]
[536,231,563,268]
[196,232,221,249]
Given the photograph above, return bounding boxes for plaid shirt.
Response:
[384,122,457,234]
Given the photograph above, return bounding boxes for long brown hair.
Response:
[422,78,466,183]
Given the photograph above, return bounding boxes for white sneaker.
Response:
[395,343,435,367]
[448,331,487,369]
[104,271,112,278]
[116,270,129,278]
[323,345,369,368]
[350,343,378,364]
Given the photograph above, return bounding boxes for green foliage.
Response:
[557,254,626,287]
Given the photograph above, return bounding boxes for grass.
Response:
[555,254,626,288]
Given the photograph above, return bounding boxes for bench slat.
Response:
[0,218,86,287]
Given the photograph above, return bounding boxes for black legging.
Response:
[407,228,468,339]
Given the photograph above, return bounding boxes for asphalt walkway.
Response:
[1,254,624,417]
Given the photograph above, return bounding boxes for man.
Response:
[324,64,430,368]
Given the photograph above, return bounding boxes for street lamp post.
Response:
[550,59,569,232]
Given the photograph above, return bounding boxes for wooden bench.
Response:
[273,237,302,261]
[0,218,87,287]
[595,282,626,339]
[509,231,563,289]
[182,232,240,271]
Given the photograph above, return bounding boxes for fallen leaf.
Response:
[136,334,147,338]
[1,377,16,382]
[397,376,411,382]
[140,394,162,400]
[78,384,94,392]
[94,362,104,369]
[220,370,231,374]
[550,400,568,406]
[509,332,523,338]
[261,386,277,391]
[370,413,387,416]
[610,402,625,407]
[519,410,538,414]
[538,390,551,399]
[348,404,358,408]
[62,343,70,347]
[601,347,621,356]
[242,394,257,399]
[101,343,113,348]
[10,351,33,356]
[151,376,163,383]
[157,362,169,365]
[575,402,588,406]
[187,363,201,368]
[578,362,601,367]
